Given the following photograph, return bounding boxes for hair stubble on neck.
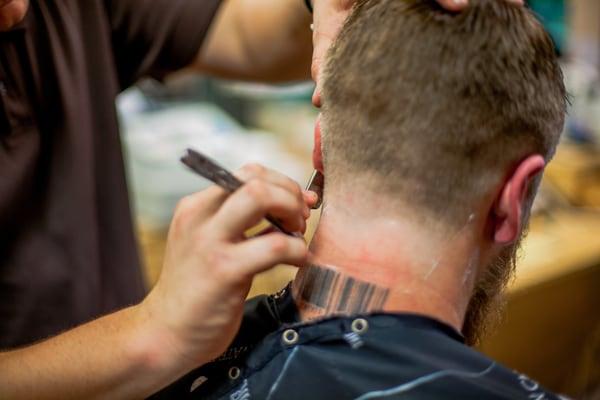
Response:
[311,0,566,344]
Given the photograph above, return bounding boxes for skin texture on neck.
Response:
[292,192,491,333]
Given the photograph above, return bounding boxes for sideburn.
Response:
[462,242,520,346]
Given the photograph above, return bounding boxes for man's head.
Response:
[315,0,566,343]
[0,0,28,31]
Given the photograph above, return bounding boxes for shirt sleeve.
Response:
[105,0,222,89]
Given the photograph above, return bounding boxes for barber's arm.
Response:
[0,165,316,400]
[194,0,313,81]
[193,0,524,97]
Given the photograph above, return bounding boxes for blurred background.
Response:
[118,1,599,398]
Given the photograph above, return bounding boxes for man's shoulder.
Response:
[183,312,562,399]
[153,290,564,400]
[236,313,563,400]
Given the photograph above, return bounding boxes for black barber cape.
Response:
[152,285,564,400]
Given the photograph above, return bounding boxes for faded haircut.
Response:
[321,0,567,227]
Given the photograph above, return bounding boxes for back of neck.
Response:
[292,208,481,332]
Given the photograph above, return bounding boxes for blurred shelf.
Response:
[513,209,600,293]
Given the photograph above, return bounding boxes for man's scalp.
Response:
[321,0,566,225]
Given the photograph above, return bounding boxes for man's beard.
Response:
[462,182,540,346]
[462,239,522,346]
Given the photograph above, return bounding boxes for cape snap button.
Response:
[351,318,369,334]
[282,329,299,345]
[228,366,241,380]
[190,376,208,392]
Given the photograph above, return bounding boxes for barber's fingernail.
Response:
[453,0,467,5]
[305,190,318,203]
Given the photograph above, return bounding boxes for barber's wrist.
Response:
[128,302,204,383]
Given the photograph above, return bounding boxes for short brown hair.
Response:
[321,0,566,226]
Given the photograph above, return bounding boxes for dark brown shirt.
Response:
[0,0,221,347]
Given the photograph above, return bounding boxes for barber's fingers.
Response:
[436,0,524,11]
[212,180,307,239]
[172,185,231,231]
[236,164,310,219]
[250,192,317,239]
[436,0,468,10]
[236,163,297,192]
[303,190,319,210]
[228,233,308,277]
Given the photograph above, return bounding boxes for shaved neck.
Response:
[292,198,488,333]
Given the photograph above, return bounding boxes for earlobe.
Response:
[312,87,322,108]
[493,155,545,244]
[313,114,324,173]
[493,179,519,244]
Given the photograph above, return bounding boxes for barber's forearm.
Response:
[195,0,313,82]
[0,305,190,400]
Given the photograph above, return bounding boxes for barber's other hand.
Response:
[310,0,525,107]
[139,164,315,370]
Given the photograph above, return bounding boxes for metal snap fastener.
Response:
[190,375,208,392]
[282,329,299,345]
[351,318,369,334]
[228,366,241,380]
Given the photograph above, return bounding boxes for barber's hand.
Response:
[310,0,525,107]
[140,164,316,370]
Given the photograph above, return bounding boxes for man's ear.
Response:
[313,114,324,173]
[493,155,545,244]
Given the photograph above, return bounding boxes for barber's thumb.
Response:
[304,190,319,209]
